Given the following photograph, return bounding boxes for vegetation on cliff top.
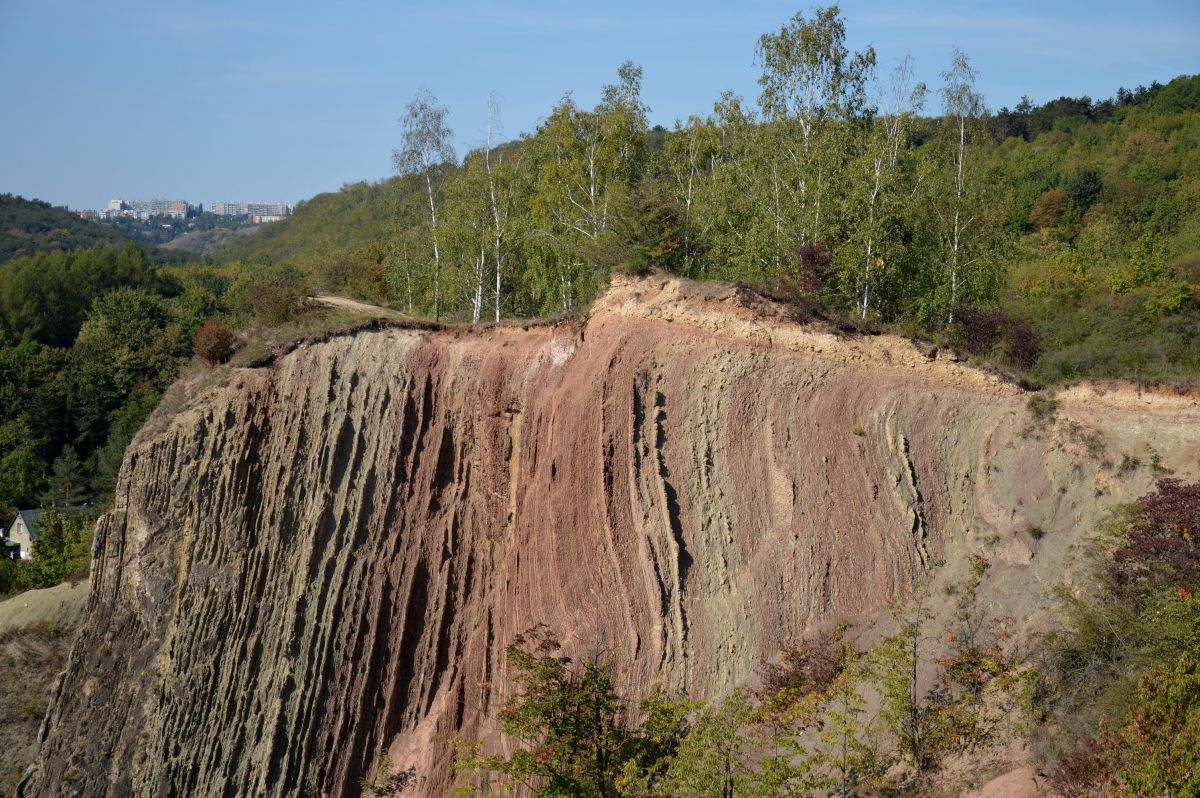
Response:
[195,6,1200,385]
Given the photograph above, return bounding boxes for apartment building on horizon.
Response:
[101,198,197,220]
[211,201,291,218]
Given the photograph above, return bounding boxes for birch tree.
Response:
[664,115,719,276]
[939,48,984,324]
[394,88,456,321]
[694,92,775,285]
[384,171,432,314]
[856,56,926,319]
[755,6,875,255]
[527,62,648,311]
[443,152,491,323]
[484,94,510,322]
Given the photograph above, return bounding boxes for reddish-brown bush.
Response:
[1048,732,1118,798]
[759,627,849,698]
[1029,187,1070,230]
[952,304,1042,370]
[193,318,235,366]
[1111,478,1200,594]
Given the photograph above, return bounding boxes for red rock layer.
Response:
[21,277,1200,797]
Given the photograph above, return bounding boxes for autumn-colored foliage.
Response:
[1110,478,1200,594]
[1045,480,1200,797]
[193,317,235,366]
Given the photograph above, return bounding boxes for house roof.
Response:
[13,509,44,540]
[5,506,93,541]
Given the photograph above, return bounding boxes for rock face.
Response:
[21,276,1200,797]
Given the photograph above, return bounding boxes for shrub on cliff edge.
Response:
[193,317,235,366]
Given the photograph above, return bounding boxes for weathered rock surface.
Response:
[21,276,1200,797]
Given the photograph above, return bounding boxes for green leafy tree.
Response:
[866,605,930,771]
[1111,653,1200,796]
[455,625,644,798]
[811,656,886,797]
[526,62,649,311]
[650,689,764,798]
[848,56,927,319]
[27,510,93,588]
[42,445,86,507]
[443,148,496,323]
[755,5,875,259]
[70,287,185,450]
[663,116,720,277]
[0,442,46,510]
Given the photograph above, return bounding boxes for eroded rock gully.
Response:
[21,276,1200,797]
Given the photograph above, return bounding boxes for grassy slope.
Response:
[0,581,89,794]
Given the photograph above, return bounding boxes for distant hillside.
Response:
[162,225,262,259]
[0,194,129,261]
[220,178,399,270]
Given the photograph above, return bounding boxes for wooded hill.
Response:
[0,194,130,262]
[203,10,1200,385]
[1,194,196,265]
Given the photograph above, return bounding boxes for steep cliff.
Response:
[21,276,1200,797]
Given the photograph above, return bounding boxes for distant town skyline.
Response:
[2,0,1197,210]
[86,198,293,221]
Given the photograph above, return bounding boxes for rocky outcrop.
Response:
[21,276,1200,797]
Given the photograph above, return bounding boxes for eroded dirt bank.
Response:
[21,276,1200,796]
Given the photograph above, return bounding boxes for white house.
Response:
[3,509,43,560]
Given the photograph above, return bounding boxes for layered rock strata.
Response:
[22,276,1200,797]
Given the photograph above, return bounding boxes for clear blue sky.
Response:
[1,0,1196,211]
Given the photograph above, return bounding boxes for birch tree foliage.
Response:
[663,116,720,277]
[383,171,435,315]
[483,95,520,322]
[691,93,777,286]
[393,88,456,320]
[440,96,528,322]
[755,5,875,248]
[842,56,928,320]
[441,151,492,323]
[525,61,650,312]
[938,48,987,323]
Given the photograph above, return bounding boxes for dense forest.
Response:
[0,238,308,587]
[205,10,1200,386]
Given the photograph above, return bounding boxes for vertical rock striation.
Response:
[22,276,1200,797]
